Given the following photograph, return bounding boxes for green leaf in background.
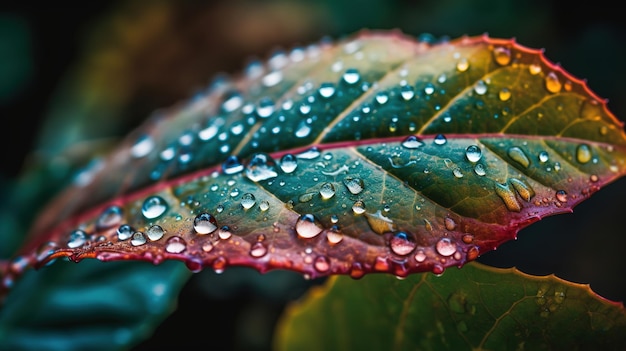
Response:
[275,262,626,351]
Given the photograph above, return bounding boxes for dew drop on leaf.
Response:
[245,153,278,182]
[434,134,447,145]
[509,178,535,202]
[529,63,542,75]
[131,134,155,158]
[146,225,165,241]
[436,238,457,256]
[193,213,218,234]
[319,182,336,199]
[473,164,486,176]
[130,232,147,246]
[465,145,482,162]
[492,46,511,66]
[117,224,134,241]
[401,135,424,149]
[241,193,256,210]
[218,226,232,240]
[96,205,123,230]
[352,200,366,215]
[295,214,323,239]
[473,80,487,95]
[444,217,456,231]
[498,88,511,101]
[375,92,389,105]
[67,229,87,249]
[342,68,360,84]
[141,196,168,220]
[456,57,469,72]
[424,83,435,95]
[326,226,343,245]
[295,121,312,138]
[280,154,298,173]
[556,190,568,203]
[400,85,415,100]
[494,182,522,212]
[343,177,364,194]
[538,151,549,163]
[507,146,530,168]
[576,144,592,164]
[165,236,186,254]
[313,256,330,272]
[545,72,562,93]
[249,242,268,258]
[318,82,336,98]
[389,231,416,256]
[259,200,270,211]
[222,155,244,174]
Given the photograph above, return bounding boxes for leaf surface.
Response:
[2,31,626,300]
[274,262,626,351]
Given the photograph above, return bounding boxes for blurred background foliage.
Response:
[0,0,625,350]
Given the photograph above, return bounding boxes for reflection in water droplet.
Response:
[314,256,330,272]
[493,46,511,66]
[222,156,244,174]
[142,196,168,219]
[218,226,232,240]
[434,134,447,145]
[241,193,256,210]
[390,232,416,256]
[259,200,270,211]
[414,250,426,262]
[510,178,535,202]
[194,213,218,234]
[295,214,323,239]
[445,217,456,231]
[538,151,549,163]
[576,144,592,164]
[556,190,568,203]
[326,226,343,245]
[529,63,542,75]
[507,147,530,168]
[343,177,364,194]
[401,135,424,149]
[400,85,415,100]
[498,88,511,101]
[250,242,268,258]
[246,153,278,182]
[474,80,487,95]
[545,72,562,93]
[117,224,134,241]
[68,229,87,249]
[130,232,147,246]
[352,200,366,215]
[343,68,360,84]
[165,236,186,253]
[318,82,336,98]
[319,182,336,199]
[280,154,298,173]
[495,182,522,212]
[436,238,456,256]
[465,145,482,162]
[473,164,486,176]
[146,225,165,241]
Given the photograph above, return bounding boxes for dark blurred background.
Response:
[1,0,625,350]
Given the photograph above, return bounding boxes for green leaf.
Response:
[274,262,626,351]
[0,260,190,351]
[3,31,626,301]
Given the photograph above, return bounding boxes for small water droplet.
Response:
[212,256,227,274]
[262,70,283,87]
[256,97,275,118]
[146,225,165,241]
[280,154,298,173]
[326,226,343,245]
[259,200,270,211]
[131,134,155,158]
[246,153,278,182]
[499,88,511,101]
[130,232,147,246]
[221,91,243,112]
[165,236,186,253]
[556,190,568,203]
[218,226,232,240]
[250,242,268,258]
[222,156,244,174]
[444,217,456,231]
[452,167,463,178]
[299,103,312,115]
[318,82,336,98]
[330,214,339,224]
[296,147,320,159]
[117,224,134,241]
[473,164,486,176]
[343,177,364,195]
[576,144,592,164]
[507,147,530,168]
[390,231,416,256]
[194,213,218,234]
[465,145,482,162]
[295,214,323,239]
[96,205,123,230]
[493,46,511,66]
[402,135,424,149]
[529,63,542,75]
[67,229,87,248]
[495,182,522,212]
[375,92,389,105]
[319,182,336,199]
[456,58,469,72]
[545,72,562,93]
[473,80,487,95]
[400,85,415,100]
[590,174,599,182]
[352,200,366,215]
[510,178,535,202]
[142,196,168,219]
[414,250,426,262]
[434,134,447,145]
[295,121,312,138]
[554,162,561,172]
[313,256,330,272]
[241,193,256,210]
[538,151,549,163]
[436,238,456,256]
[343,68,360,84]
[424,83,435,95]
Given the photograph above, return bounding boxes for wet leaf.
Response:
[274,262,626,351]
[3,31,626,300]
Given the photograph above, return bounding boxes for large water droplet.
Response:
[509,178,535,202]
[389,231,416,256]
[222,156,244,174]
[465,145,482,162]
[326,225,343,245]
[131,134,155,158]
[538,151,549,163]
[96,205,123,230]
[67,229,87,249]
[343,177,364,194]
[130,232,147,246]
[295,214,323,239]
[352,200,366,215]
[493,46,511,66]
[318,82,336,98]
[402,135,424,149]
[256,97,275,118]
[343,68,360,84]
[555,190,568,203]
[280,154,298,173]
[165,236,186,253]
[142,196,168,219]
[499,88,511,101]
[576,144,592,164]
[545,72,562,93]
[434,134,447,145]
[146,225,165,241]
[400,85,415,100]
[241,193,256,210]
[436,238,456,256]
[494,182,522,212]
[245,153,278,182]
[117,224,134,241]
[319,182,336,199]
[218,226,232,240]
[194,213,218,234]
[375,92,389,105]
[250,242,268,258]
[473,164,486,176]
[473,80,487,95]
[507,147,530,168]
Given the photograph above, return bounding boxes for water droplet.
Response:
[230,123,245,136]
[326,226,343,244]
[67,229,87,248]
[343,177,364,195]
[434,134,447,145]
[280,154,298,173]
[444,217,456,231]
[259,200,270,211]
[146,225,165,241]
[493,46,511,66]
[319,182,336,199]
[142,196,168,219]
[296,147,321,159]
[555,190,568,203]
[117,224,134,241]
[241,193,256,210]
[222,156,244,174]
[295,121,312,138]
[221,91,243,112]
[465,145,482,162]
[330,214,339,224]
[375,92,389,104]
[456,58,469,72]
[545,72,562,93]
[299,103,312,115]
[474,80,487,95]
[554,162,561,172]
[313,256,330,272]
[131,134,154,158]
[245,153,278,182]
[576,144,592,164]
[510,178,535,201]
[256,97,275,118]
[507,147,530,168]
[295,214,323,239]
[390,231,416,256]
[452,167,463,178]
[414,250,426,262]
[424,83,435,95]
[262,70,283,87]
[352,200,366,215]
[499,88,511,101]
[590,174,599,182]
[529,63,542,75]
[400,85,415,100]
[343,68,360,84]
[402,135,424,149]
[230,188,240,197]
[96,205,123,230]
[436,238,456,256]
[218,226,232,240]
[495,182,522,212]
[538,151,549,163]
[194,213,218,234]
[318,82,336,98]
[130,232,147,246]
[473,164,486,176]
[250,242,268,258]
[165,236,186,253]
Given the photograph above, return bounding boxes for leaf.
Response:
[274,262,626,351]
[2,31,626,301]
